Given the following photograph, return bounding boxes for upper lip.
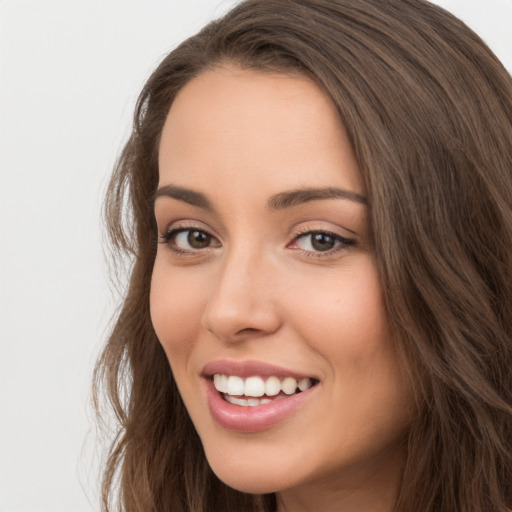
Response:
[201,359,317,380]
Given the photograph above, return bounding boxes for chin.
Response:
[204,448,295,494]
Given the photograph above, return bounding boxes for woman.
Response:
[94,0,512,510]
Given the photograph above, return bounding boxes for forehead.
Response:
[158,65,363,197]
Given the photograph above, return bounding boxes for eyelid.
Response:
[158,220,358,258]
[159,219,216,238]
[287,226,357,257]
[291,223,357,242]
[159,222,221,254]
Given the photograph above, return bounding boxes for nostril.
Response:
[236,327,260,335]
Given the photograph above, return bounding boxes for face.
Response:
[151,66,413,506]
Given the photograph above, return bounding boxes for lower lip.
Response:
[204,378,317,432]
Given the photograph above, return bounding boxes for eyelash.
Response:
[158,224,357,257]
[158,224,218,255]
[290,227,356,258]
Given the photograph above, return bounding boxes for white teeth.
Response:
[226,396,248,406]
[245,376,265,397]
[282,377,298,395]
[226,375,244,396]
[224,396,279,407]
[265,376,281,396]
[220,374,229,392]
[213,373,316,401]
[214,374,229,393]
[298,378,313,391]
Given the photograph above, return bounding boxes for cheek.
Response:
[283,256,391,365]
[149,262,206,363]
[280,259,411,458]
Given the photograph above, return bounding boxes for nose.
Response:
[201,248,281,343]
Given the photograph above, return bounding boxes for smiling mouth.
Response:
[212,374,319,407]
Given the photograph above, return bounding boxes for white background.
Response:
[0,1,510,511]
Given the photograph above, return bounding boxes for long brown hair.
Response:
[94,1,512,510]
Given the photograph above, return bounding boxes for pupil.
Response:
[311,233,334,251]
[188,230,210,249]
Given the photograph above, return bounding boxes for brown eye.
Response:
[187,230,212,249]
[310,232,336,251]
[296,232,339,252]
[291,230,356,254]
[160,228,219,252]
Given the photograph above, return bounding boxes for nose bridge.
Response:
[201,240,279,341]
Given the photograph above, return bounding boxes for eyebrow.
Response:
[153,185,213,210]
[267,187,367,209]
[153,184,367,210]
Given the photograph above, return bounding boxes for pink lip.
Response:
[202,359,319,433]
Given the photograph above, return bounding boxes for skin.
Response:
[151,65,414,512]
